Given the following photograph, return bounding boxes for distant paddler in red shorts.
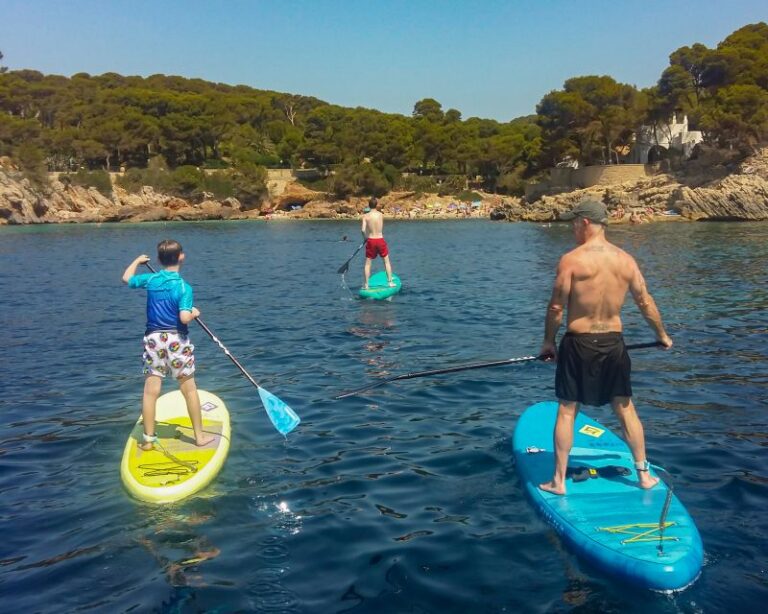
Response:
[361,197,395,289]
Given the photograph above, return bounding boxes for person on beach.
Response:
[538,200,673,496]
[122,240,215,451]
[361,197,395,289]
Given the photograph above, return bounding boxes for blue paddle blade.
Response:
[258,387,300,435]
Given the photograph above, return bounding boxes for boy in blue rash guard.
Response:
[122,240,215,451]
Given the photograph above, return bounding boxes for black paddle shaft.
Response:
[337,241,366,275]
[334,354,542,399]
[144,262,262,390]
[334,341,665,400]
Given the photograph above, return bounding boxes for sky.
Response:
[1,0,767,122]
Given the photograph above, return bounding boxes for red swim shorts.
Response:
[365,238,389,259]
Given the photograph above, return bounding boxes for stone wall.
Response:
[266,169,293,180]
[572,164,660,187]
[266,168,322,181]
[265,168,322,198]
[526,163,661,200]
[49,171,125,184]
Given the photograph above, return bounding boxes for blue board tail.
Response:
[513,401,703,591]
[359,271,402,300]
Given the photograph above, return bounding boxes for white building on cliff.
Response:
[631,114,703,164]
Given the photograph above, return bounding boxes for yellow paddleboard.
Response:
[120,389,231,504]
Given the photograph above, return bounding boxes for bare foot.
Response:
[388,280,396,287]
[539,480,566,495]
[195,434,216,447]
[138,441,154,451]
[363,285,369,290]
[638,474,660,490]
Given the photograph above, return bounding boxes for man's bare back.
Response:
[560,237,638,334]
[362,209,384,239]
[545,232,668,344]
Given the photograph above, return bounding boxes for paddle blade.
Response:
[258,387,301,435]
[337,242,365,274]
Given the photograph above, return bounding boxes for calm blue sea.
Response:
[0,220,766,613]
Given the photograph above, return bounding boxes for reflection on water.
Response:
[0,221,767,612]
[349,301,398,380]
[137,508,221,588]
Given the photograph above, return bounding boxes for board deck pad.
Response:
[512,401,703,591]
[359,271,402,300]
[121,389,231,504]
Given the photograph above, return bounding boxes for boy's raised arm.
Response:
[122,255,150,284]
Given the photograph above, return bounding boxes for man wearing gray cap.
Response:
[539,199,673,495]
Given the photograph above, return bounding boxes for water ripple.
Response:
[0,221,766,611]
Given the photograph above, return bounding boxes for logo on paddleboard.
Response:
[578,425,605,438]
[201,402,217,412]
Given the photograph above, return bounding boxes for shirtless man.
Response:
[361,197,395,289]
[538,200,673,495]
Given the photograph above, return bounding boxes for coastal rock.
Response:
[292,200,338,218]
[171,205,210,221]
[490,197,525,221]
[740,147,768,180]
[522,148,768,222]
[273,183,323,211]
[119,206,169,223]
[0,171,46,224]
[166,197,190,211]
[2,146,768,224]
[333,201,360,215]
[673,174,768,221]
[45,184,121,222]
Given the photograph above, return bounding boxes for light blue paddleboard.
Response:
[512,401,703,591]
[359,271,402,300]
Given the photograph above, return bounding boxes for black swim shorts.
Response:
[555,332,631,406]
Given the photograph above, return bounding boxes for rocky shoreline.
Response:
[491,147,768,224]
[2,148,768,225]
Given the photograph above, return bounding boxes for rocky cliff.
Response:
[3,148,768,224]
[0,161,256,225]
[0,160,496,224]
[491,147,768,223]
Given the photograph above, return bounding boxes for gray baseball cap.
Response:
[559,200,608,224]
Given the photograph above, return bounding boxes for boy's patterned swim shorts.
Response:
[142,331,196,379]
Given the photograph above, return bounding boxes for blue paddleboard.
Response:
[512,401,703,591]
[359,271,402,300]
